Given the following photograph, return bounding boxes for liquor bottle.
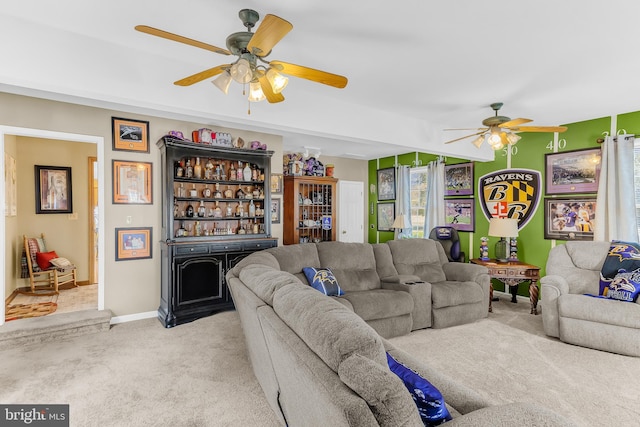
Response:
[243,162,252,181]
[252,164,259,181]
[177,183,186,198]
[253,219,259,234]
[189,184,198,197]
[175,161,184,178]
[194,157,203,179]
[226,203,233,217]
[185,159,193,178]
[202,185,211,198]
[249,199,256,217]
[213,201,222,218]
[237,161,244,181]
[186,203,194,217]
[194,221,202,237]
[236,202,244,217]
[229,162,237,181]
[213,183,222,199]
[177,221,186,237]
[220,162,227,181]
[197,200,206,217]
[205,158,214,180]
[173,199,179,218]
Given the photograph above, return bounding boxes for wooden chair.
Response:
[21,233,77,294]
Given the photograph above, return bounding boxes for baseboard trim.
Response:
[110,310,157,325]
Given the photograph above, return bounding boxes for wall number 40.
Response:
[547,138,567,151]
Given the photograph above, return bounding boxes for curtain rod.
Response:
[596,134,634,144]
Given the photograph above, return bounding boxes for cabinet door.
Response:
[173,254,225,309]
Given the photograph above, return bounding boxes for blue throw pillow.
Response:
[603,270,640,302]
[302,267,344,296]
[386,352,452,426]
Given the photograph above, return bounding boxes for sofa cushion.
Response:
[230,251,280,278]
[373,243,399,280]
[559,293,640,329]
[431,281,483,309]
[386,352,452,426]
[239,265,304,306]
[341,289,414,321]
[303,267,345,296]
[387,240,447,283]
[338,353,422,427]
[35,250,58,270]
[272,284,387,372]
[266,244,321,284]
[316,242,381,291]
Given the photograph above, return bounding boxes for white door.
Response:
[338,180,364,242]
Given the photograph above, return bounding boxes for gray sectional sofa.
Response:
[227,240,574,426]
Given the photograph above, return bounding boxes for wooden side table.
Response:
[470,259,541,315]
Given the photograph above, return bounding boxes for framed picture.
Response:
[115,227,153,261]
[112,160,153,204]
[444,199,475,232]
[445,162,474,196]
[377,167,396,201]
[112,117,150,153]
[545,148,601,194]
[271,198,281,224]
[270,173,283,194]
[34,165,73,214]
[544,197,596,241]
[5,153,17,216]
[377,202,395,231]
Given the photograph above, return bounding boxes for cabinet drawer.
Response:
[175,245,209,255]
[211,242,243,253]
[243,240,276,251]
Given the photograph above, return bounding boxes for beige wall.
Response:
[1,92,284,317]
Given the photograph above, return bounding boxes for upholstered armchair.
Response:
[541,241,640,357]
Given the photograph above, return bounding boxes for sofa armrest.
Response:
[380,274,422,285]
[540,275,570,295]
[540,275,570,338]
[442,262,488,283]
[381,279,432,330]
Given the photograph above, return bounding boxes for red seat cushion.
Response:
[35,251,58,270]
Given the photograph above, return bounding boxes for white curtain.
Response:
[423,158,445,235]
[594,135,639,242]
[395,165,412,239]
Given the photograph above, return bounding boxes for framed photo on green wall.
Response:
[377,168,396,201]
[377,203,395,231]
[544,197,596,240]
[444,199,474,232]
[545,148,601,194]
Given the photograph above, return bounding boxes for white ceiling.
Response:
[2,1,640,161]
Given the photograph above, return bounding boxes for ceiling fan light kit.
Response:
[444,102,567,150]
[136,9,347,113]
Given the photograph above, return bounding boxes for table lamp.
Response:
[392,213,410,238]
[488,217,519,262]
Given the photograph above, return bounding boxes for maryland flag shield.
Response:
[478,168,542,229]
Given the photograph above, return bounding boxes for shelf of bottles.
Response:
[173,156,267,238]
[296,181,334,243]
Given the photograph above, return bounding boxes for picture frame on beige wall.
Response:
[112,160,153,204]
[34,165,73,214]
[112,117,150,153]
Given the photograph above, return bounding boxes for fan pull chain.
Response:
[248,98,251,115]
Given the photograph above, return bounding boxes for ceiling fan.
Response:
[443,103,568,150]
[135,9,348,108]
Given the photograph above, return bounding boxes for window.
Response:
[409,167,429,238]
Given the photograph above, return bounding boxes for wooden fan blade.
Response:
[444,128,488,131]
[174,65,231,86]
[247,14,293,57]
[499,118,532,128]
[270,61,348,88]
[444,131,486,145]
[513,126,568,133]
[135,25,231,55]
[258,73,285,103]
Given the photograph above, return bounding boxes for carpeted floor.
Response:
[0,294,638,426]
[389,298,640,427]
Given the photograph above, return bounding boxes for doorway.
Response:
[89,156,98,285]
[338,180,365,243]
[0,126,105,326]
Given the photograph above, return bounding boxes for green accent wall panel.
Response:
[617,110,640,135]
[397,152,416,166]
[559,116,610,152]
[368,160,378,243]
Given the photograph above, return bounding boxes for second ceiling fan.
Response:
[136,9,348,105]
[444,103,567,150]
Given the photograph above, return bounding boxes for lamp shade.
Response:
[392,214,410,229]
[248,81,266,102]
[266,68,289,94]
[230,58,252,84]
[212,71,232,94]
[488,218,519,238]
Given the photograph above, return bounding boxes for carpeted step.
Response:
[0,309,112,350]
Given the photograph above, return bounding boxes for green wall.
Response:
[368,110,639,297]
